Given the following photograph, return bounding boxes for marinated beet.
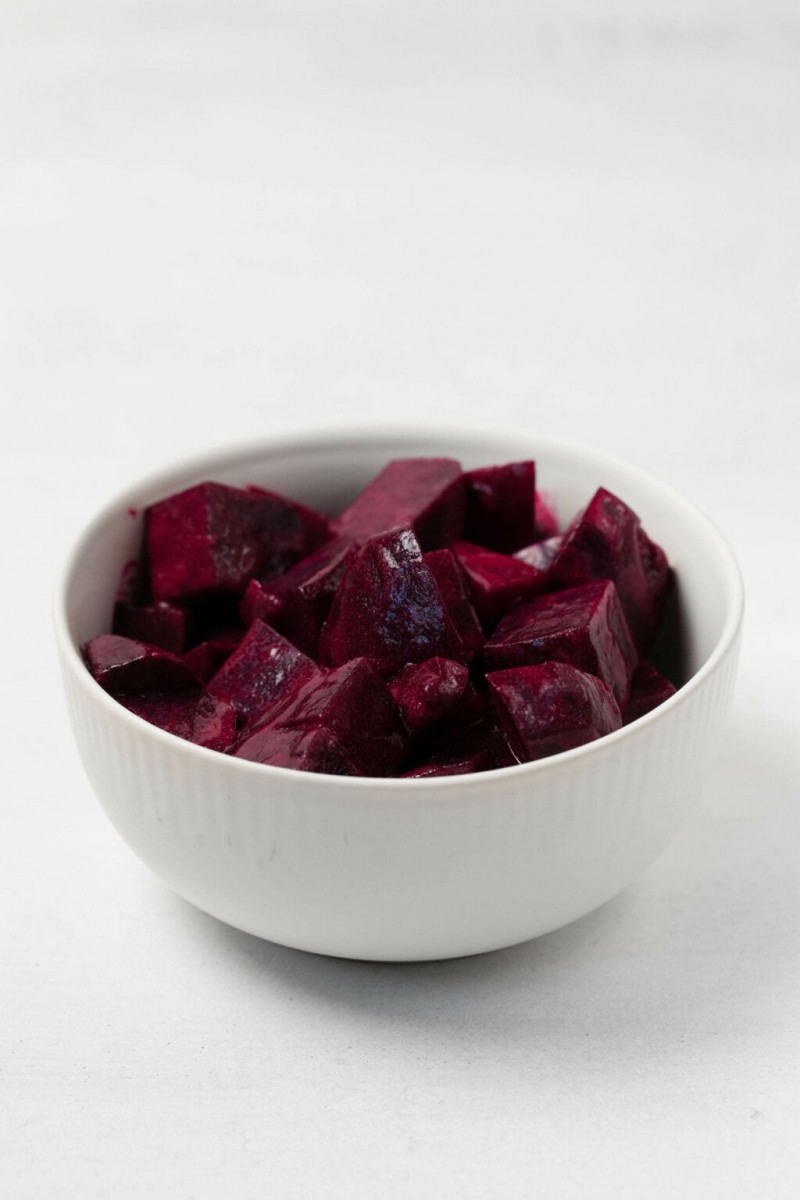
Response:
[485,579,637,706]
[404,711,515,776]
[423,549,485,657]
[463,461,536,554]
[207,619,317,726]
[145,481,330,603]
[319,526,465,675]
[119,691,237,752]
[388,657,480,734]
[333,457,465,549]
[182,638,238,684]
[112,600,189,655]
[234,658,408,776]
[550,487,669,648]
[514,535,563,573]
[534,492,559,539]
[488,662,622,762]
[624,661,677,725]
[451,541,547,626]
[82,634,200,695]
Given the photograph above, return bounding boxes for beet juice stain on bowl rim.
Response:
[54,425,744,962]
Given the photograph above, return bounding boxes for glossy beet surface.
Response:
[624,661,677,725]
[388,657,478,734]
[423,549,485,657]
[207,619,317,726]
[112,600,189,655]
[332,457,465,549]
[83,634,200,694]
[119,691,237,752]
[463,461,535,553]
[451,541,546,625]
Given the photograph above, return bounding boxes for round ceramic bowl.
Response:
[55,426,743,961]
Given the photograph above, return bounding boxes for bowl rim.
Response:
[54,422,745,793]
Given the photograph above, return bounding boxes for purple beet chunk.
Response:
[332,457,465,550]
[113,600,189,655]
[145,481,331,603]
[82,634,200,695]
[388,657,480,735]
[405,710,515,776]
[182,638,238,684]
[119,690,237,752]
[485,579,637,706]
[463,460,536,554]
[514,534,564,573]
[319,526,466,675]
[423,549,485,657]
[451,541,547,626]
[234,658,408,776]
[624,661,677,725]
[534,491,559,539]
[240,579,286,629]
[488,662,622,763]
[550,487,670,649]
[207,619,318,726]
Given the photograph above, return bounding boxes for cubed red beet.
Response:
[488,662,622,762]
[119,690,237,752]
[319,526,466,675]
[182,638,238,684]
[82,634,200,694]
[451,541,547,626]
[485,579,637,706]
[234,658,408,776]
[404,711,515,776]
[514,535,564,573]
[112,600,189,655]
[388,657,480,734]
[534,491,559,539]
[624,661,677,725]
[145,481,331,603]
[463,461,536,553]
[423,549,485,657]
[332,457,465,549]
[550,487,669,648]
[207,619,318,726]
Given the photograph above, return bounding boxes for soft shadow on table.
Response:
[170,709,799,1044]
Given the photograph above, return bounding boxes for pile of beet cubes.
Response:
[82,457,677,777]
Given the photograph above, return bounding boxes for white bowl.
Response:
[54,426,744,961]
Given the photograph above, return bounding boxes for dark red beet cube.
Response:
[534,491,559,539]
[388,657,480,734]
[145,481,331,603]
[182,638,238,684]
[514,534,563,573]
[119,690,237,752]
[423,549,485,657]
[82,634,200,695]
[207,619,317,726]
[234,658,408,776]
[624,661,677,725]
[451,541,547,626]
[463,461,536,554]
[488,662,622,763]
[112,600,189,655]
[332,457,465,549]
[405,711,515,776]
[550,487,669,648]
[319,526,466,675]
[485,579,637,706]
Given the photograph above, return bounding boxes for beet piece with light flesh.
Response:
[319,526,466,675]
[463,461,536,554]
[113,600,189,655]
[145,481,331,603]
[423,549,485,657]
[234,658,408,776]
[550,487,669,649]
[82,634,200,695]
[488,662,622,763]
[485,579,637,707]
[119,691,237,752]
[388,657,481,735]
[333,457,465,549]
[207,619,318,726]
[450,541,547,626]
[182,638,238,684]
[624,661,677,725]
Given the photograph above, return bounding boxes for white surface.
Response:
[2,1,798,1196]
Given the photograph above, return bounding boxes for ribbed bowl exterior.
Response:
[55,427,744,960]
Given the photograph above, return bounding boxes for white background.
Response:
[2,1,798,1196]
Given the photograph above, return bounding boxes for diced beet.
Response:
[463,461,536,553]
[82,634,200,695]
[115,557,149,605]
[319,526,466,675]
[182,638,239,684]
[332,457,465,549]
[207,619,318,726]
[534,491,559,539]
[488,662,622,763]
[550,487,670,648]
[112,600,189,655]
[514,535,564,573]
[423,549,485,657]
[451,541,547,626]
[405,710,515,776]
[624,661,677,725]
[145,481,331,603]
[119,690,237,752]
[388,657,480,734]
[234,658,408,776]
[242,537,356,658]
[485,579,637,706]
